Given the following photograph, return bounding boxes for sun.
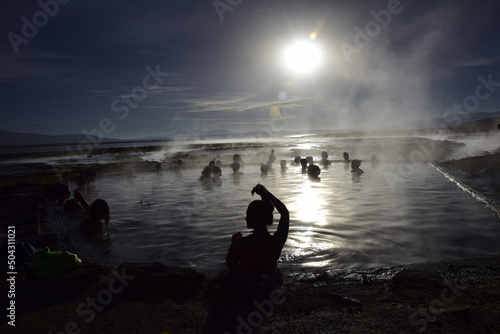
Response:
[283,40,321,74]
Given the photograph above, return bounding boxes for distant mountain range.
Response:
[395,110,500,131]
[1,111,499,146]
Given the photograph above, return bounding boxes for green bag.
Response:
[29,247,82,281]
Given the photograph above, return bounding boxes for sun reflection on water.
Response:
[287,180,329,226]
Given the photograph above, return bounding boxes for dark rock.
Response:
[327,293,362,307]
[21,233,58,248]
[450,306,472,325]
[8,263,103,317]
[117,262,205,303]
[390,269,443,289]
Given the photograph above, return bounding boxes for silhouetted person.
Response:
[76,196,112,253]
[306,156,313,165]
[226,184,289,277]
[280,160,287,170]
[321,151,331,166]
[233,154,243,164]
[204,186,289,333]
[177,159,186,170]
[266,149,276,166]
[232,162,244,176]
[343,152,349,162]
[231,154,243,171]
[300,158,308,174]
[260,164,269,175]
[75,175,87,198]
[351,159,364,176]
[78,198,110,236]
[293,156,301,165]
[170,159,185,175]
[199,166,212,180]
[199,167,214,189]
[212,166,222,186]
[307,164,321,180]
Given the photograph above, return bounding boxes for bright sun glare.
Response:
[283,40,321,74]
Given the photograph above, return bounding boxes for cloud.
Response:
[172,94,307,114]
[450,57,500,67]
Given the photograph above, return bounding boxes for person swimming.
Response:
[226,184,289,276]
[280,160,287,170]
[351,159,364,176]
[320,151,331,165]
[77,197,110,236]
[232,162,244,175]
[212,166,222,186]
[265,149,276,166]
[260,164,269,174]
[199,166,215,189]
[300,158,307,174]
[343,152,349,162]
[76,195,112,252]
[307,164,321,180]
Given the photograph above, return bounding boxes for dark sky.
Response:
[1,0,500,139]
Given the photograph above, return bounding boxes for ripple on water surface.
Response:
[55,162,500,274]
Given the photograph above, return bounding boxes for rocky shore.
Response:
[1,145,500,333]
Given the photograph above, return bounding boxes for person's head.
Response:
[232,162,240,172]
[89,199,110,223]
[351,159,361,170]
[233,154,242,162]
[216,160,222,167]
[208,160,216,168]
[280,160,287,168]
[246,200,274,229]
[307,164,321,178]
[212,166,222,177]
[294,156,301,164]
[300,158,308,168]
[260,164,268,174]
[321,151,328,159]
[306,156,313,164]
[176,159,184,167]
[201,167,212,177]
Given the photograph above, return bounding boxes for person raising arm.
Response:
[226,184,289,275]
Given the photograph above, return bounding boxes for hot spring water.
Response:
[55,158,500,274]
